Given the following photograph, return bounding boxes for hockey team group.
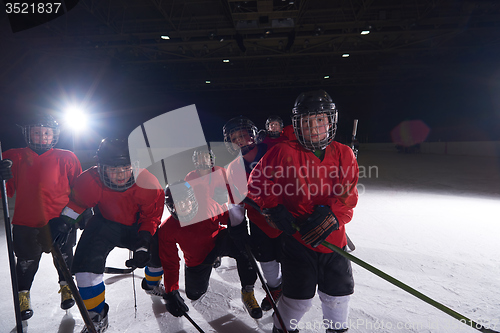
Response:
[0,89,359,333]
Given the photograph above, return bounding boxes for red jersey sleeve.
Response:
[282,125,296,141]
[327,144,359,227]
[248,141,359,252]
[158,217,181,293]
[3,148,82,227]
[135,170,165,235]
[66,167,103,214]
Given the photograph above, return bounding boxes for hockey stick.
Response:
[242,197,500,333]
[0,143,23,333]
[225,179,288,333]
[51,245,97,333]
[350,119,359,159]
[344,119,359,253]
[243,244,288,333]
[183,312,205,333]
[104,266,136,274]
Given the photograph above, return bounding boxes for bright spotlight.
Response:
[64,106,88,132]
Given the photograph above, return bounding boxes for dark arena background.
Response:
[1,1,500,333]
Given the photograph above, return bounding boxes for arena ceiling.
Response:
[2,0,500,93]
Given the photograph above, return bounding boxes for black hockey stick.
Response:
[104,266,136,274]
[51,245,97,333]
[0,143,23,333]
[243,244,288,333]
[183,312,205,333]
[243,196,500,333]
[345,118,359,252]
[350,119,359,159]
[225,181,288,333]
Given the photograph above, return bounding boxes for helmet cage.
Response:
[165,182,199,222]
[192,149,215,170]
[265,116,284,138]
[22,120,60,151]
[98,161,139,191]
[292,110,338,151]
[223,117,258,155]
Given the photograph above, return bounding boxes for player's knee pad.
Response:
[273,296,313,330]
[259,260,282,288]
[186,289,207,301]
[318,290,350,328]
[75,272,104,288]
[17,259,38,274]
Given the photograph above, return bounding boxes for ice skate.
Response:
[141,278,166,297]
[81,303,109,333]
[260,284,282,311]
[19,290,33,320]
[241,286,262,319]
[59,283,75,310]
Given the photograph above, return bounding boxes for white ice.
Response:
[1,150,499,332]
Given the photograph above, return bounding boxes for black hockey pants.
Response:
[13,224,76,291]
[184,228,257,300]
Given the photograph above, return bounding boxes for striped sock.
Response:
[75,272,105,314]
[144,266,163,287]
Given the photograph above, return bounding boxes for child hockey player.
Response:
[48,138,165,333]
[223,116,284,313]
[0,113,82,320]
[248,90,359,333]
[158,180,261,319]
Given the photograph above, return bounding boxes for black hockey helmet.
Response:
[165,180,198,222]
[192,147,215,170]
[222,116,258,155]
[291,90,338,150]
[265,115,284,138]
[96,138,137,191]
[19,113,60,151]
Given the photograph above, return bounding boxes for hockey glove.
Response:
[49,217,73,248]
[0,159,13,181]
[299,205,339,248]
[126,230,153,268]
[164,290,189,317]
[262,204,297,235]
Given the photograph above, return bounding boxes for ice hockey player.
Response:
[0,113,82,320]
[266,115,284,138]
[247,90,359,333]
[223,116,283,313]
[184,146,228,205]
[158,180,261,319]
[260,115,289,149]
[48,138,165,333]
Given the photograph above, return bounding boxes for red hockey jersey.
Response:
[248,140,359,252]
[261,135,289,150]
[281,124,297,141]
[226,154,282,239]
[3,147,82,228]
[158,198,228,293]
[66,167,164,235]
[184,166,228,199]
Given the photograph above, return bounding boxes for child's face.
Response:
[300,113,330,143]
[105,165,133,186]
[196,152,212,167]
[268,121,282,133]
[30,126,54,145]
[175,197,194,217]
[230,129,252,149]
